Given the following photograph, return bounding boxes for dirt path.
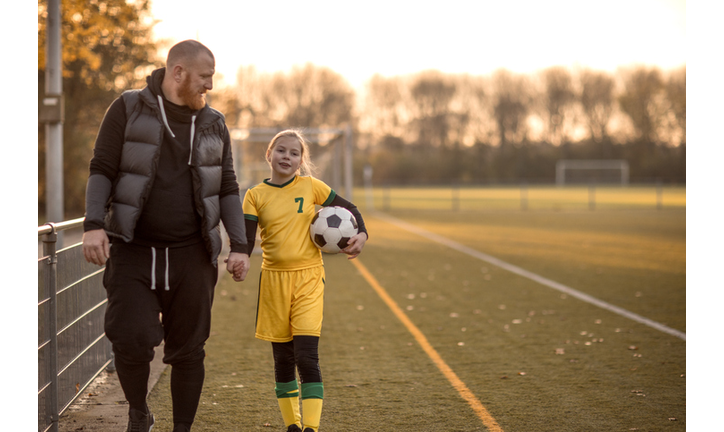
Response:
[58,345,166,432]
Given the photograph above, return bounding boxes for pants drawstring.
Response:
[164,247,170,291]
[151,247,157,290]
[150,247,170,291]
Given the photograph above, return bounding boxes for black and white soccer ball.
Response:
[309,206,359,254]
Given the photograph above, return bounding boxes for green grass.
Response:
[147,190,685,431]
[358,185,686,212]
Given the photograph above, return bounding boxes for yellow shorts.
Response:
[255,266,326,342]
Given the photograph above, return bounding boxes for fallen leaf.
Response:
[518,372,527,376]
[556,348,565,355]
[628,346,638,350]
[669,418,677,421]
[457,342,465,346]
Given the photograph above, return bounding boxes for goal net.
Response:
[229,127,354,198]
[555,160,629,185]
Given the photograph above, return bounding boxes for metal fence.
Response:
[38,218,112,432]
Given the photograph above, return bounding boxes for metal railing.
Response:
[38,218,112,432]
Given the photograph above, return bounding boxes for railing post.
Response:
[451,184,460,212]
[520,182,528,211]
[42,224,60,432]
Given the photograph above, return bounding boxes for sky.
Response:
[147,0,686,89]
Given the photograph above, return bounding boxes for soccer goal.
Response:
[229,127,354,198]
[555,160,629,186]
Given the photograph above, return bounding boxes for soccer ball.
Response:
[309,206,359,254]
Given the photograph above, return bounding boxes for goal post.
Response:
[555,160,629,186]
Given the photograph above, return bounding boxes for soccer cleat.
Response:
[303,429,315,432]
[126,407,155,432]
[286,425,303,432]
[172,424,191,432]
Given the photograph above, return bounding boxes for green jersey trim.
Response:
[263,176,296,188]
[322,189,336,206]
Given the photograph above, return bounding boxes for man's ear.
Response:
[172,64,185,83]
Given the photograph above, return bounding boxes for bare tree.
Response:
[579,69,615,153]
[229,63,354,129]
[665,66,686,145]
[618,66,665,143]
[409,70,458,149]
[540,67,576,145]
[360,74,409,143]
[492,69,530,148]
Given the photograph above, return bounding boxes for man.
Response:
[82,40,249,432]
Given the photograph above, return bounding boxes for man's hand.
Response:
[224,252,250,282]
[82,229,110,266]
[342,232,368,260]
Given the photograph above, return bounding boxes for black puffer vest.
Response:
[104,87,226,265]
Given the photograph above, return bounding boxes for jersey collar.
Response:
[263,176,297,188]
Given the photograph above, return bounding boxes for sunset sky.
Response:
[147,0,686,89]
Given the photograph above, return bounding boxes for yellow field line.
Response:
[350,259,503,432]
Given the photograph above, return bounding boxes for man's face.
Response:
[177,53,215,110]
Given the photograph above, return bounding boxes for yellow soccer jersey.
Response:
[243,176,336,270]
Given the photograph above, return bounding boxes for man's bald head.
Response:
[166,40,215,69]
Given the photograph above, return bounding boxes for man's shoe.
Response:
[302,429,315,432]
[126,407,154,432]
[172,424,191,432]
[286,425,302,432]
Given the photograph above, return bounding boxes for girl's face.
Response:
[268,136,303,183]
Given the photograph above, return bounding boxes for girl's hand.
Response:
[342,232,368,260]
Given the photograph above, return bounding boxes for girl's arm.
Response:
[326,195,368,259]
[326,195,368,240]
[244,218,258,256]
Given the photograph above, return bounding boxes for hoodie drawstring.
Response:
[150,247,170,291]
[188,115,196,165]
[157,95,197,166]
[157,95,176,138]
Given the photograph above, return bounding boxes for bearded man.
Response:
[82,40,250,432]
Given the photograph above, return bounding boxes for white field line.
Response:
[374,212,686,342]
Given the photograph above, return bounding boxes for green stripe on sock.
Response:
[301,382,324,400]
[275,381,299,398]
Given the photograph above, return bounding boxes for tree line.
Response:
[38,0,685,218]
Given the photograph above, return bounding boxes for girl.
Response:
[236,129,368,432]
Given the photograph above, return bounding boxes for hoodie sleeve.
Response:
[218,124,248,253]
[84,96,127,232]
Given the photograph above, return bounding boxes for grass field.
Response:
[147,186,686,431]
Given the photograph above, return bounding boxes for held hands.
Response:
[342,232,368,260]
[82,229,110,266]
[225,252,250,282]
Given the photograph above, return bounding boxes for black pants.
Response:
[103,241,217,426]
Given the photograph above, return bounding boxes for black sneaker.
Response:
[302,429,315,432]
[126,407,155,432]
[286,425,302,432]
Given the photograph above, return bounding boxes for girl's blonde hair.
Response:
[266,129,316,176]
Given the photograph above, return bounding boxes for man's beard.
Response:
[177,76,206,110]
